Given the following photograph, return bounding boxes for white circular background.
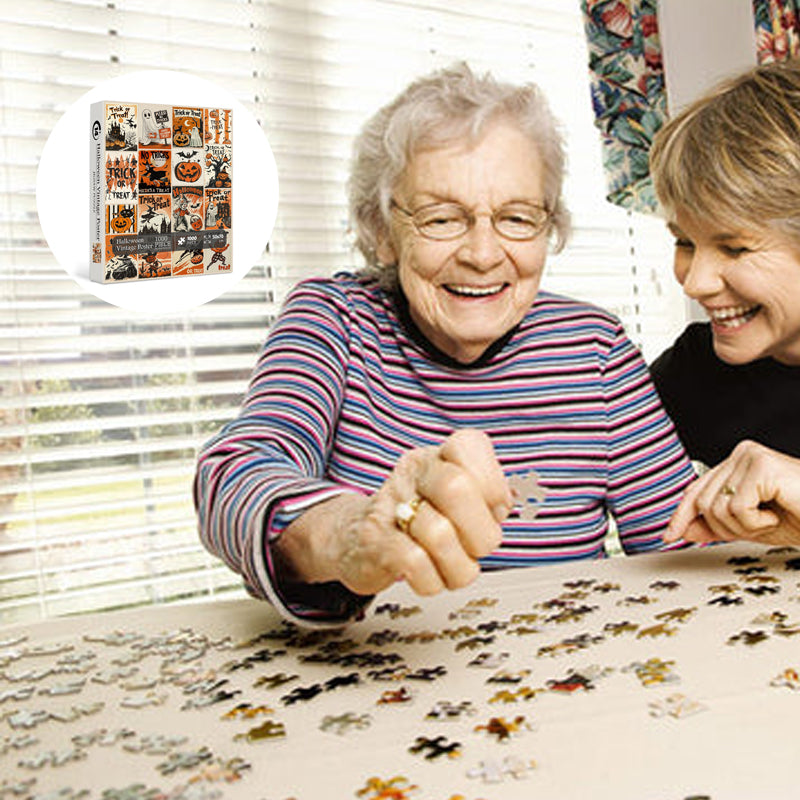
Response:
[37,70,279,313]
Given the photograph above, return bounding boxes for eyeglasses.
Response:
[390,199,551,242]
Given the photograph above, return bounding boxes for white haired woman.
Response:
[195,63,693,626]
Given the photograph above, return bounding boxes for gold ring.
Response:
[722,484,736,496]
[395,497,422,535]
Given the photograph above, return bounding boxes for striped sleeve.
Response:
[602,324,696,554]
[194,279,370,625]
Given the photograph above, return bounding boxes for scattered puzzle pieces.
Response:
[467,754,537,783]
[233,720,286,743]
[408,734,461,760]
[648,693,707,719]
[474,715,529,742]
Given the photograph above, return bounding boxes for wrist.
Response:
[278,492,368,584]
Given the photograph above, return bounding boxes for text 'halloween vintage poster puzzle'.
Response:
[90,102,232,283]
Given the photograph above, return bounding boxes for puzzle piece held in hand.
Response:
[508,470,546,521]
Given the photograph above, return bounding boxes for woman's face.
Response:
[377,120,550,364]
[669,208,800,365]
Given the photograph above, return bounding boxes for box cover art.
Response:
[90,101,232,283]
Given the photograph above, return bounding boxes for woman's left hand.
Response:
[664,440,800,546]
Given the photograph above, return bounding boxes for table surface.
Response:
[2,542,799,800]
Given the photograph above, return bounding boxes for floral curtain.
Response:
[583,0,800,214]
[582,0,665,214]
[753,0,800,61]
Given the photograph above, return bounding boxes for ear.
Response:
[375,233,398,266]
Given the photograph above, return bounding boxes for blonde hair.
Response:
[650,59,800,241]
[348,62,571,279]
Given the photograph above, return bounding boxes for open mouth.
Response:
[707,304,761,330]
[443,283,507,298]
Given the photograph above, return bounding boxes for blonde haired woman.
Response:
[649,60,800,546]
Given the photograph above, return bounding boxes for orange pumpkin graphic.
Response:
[109,207,134,233]
[175,160,201,183]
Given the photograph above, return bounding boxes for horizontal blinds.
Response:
[1,0,272,625]
[1,0,687,626]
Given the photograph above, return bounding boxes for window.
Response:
[0,0,687,624]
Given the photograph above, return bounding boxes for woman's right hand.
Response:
[280,428,513,597]
[665,440,800,547]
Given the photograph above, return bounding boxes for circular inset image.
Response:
[36,70,279,313]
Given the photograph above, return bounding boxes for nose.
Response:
[676,248,725,300]
[456,215,505,271]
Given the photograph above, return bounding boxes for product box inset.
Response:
[90,101,232,283]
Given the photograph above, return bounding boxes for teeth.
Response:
[708,305,760,327]
[446,284,504,297]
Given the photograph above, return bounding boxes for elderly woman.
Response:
[195,63,693,625]
[649,60,800,547]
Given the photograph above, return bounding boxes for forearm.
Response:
[605,333,695,551]
[274,492,370,584]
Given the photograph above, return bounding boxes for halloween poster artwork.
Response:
[103,238,138,284]
[204,188,231,231]
[171,187,205,234]
[90,101,233,283]
[204,236,231,274]
[138,247,172,280]
[172,243,207,277]
[138,103,172,148]
[139,149,171,194]
[105,152,138,204]
[205,143,231,188]
[106,203,137,236]
[172,107,204,148]
[138,194,171,236]
[103,103,138,151]
[203,107,232,146]
[172,148,205,188]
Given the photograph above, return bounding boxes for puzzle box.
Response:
[89,101,232,283]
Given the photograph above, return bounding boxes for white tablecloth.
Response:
[2,542,799,800]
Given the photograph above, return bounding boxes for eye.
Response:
[720,245,750,257]
[495,211,538,236]
[673,238,694,251]
[415,205,468,237]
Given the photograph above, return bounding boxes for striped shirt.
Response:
[195,272,694,624]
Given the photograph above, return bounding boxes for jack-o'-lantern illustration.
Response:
[173,131,190,146]
[190,214,203,230]
[190,250,204,264]
[175,160,202,183]
[109,206,135,233]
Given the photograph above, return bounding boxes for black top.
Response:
[650,322,800,467]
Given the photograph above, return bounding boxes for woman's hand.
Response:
[664,440,800,546]
[280,429,512,597]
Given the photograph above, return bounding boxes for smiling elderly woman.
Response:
[195,63,694,626]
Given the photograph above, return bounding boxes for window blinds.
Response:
[0,0,687,625]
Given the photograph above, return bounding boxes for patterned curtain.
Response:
[753,0,800,61]
[582,0,666,214]
[583,0,800,214]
